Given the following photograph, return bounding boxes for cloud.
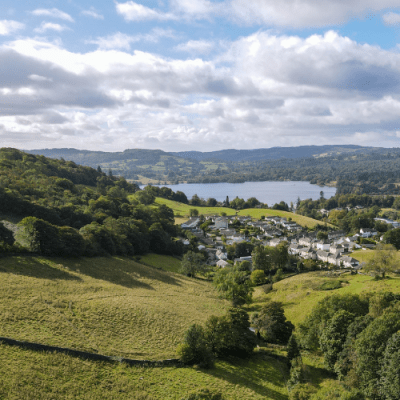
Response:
[87,29,176,50]
[383,12,400,25]
[175,40,214,54]
[0,20,24,35]
[2,31,400,151]
[31,8,74,23]
[34,22,70,33]
[81,8,104,20]
[171,0,400,28]
[115,1,175,21]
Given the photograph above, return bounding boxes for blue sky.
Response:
[1,0,400,152]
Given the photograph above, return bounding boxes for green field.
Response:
[250,270,400,326]
[155,198,329,228]
[0,255,229,360]
[0,343,290,400]
[0,254,292,399]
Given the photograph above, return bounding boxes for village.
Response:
[179,213,399,270]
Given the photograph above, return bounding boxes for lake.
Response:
[145,181,336,206]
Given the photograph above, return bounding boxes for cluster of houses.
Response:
[180,213,370,270]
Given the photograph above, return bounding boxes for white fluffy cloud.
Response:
[116,1,176,21]
[117,1,400,28]
[0,20,25,35]
[31,8,74,23]
[2,30,400,151]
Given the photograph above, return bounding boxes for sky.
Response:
[2,1,400,152]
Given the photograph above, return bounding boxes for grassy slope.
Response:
[0,255,228,360]
[0,255,289,400]
[155,198,329,228]
[0,344,289,400]
[250,271,400,326]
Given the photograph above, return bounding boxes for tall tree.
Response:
[364,243,399,279]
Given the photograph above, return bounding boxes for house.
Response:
[299,247,316,260]
[340,256,360,269]
[316,240,331,251]
[181,218,201,230]
[299,237,312,247]
[360,228,378,238]
[216,249,228,260]
[328,230,346,240]
[216,259,229,268]
[234,256,252,265]
[215,217,229,229]
[328,252,343,266]
[316,250,330,263]
[329,244,345,254]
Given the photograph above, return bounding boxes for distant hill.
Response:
[172,145,375,162]
[26,145,400,195]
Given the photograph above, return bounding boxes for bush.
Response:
[250,269,266,285]
[176,324,214,368]
[319,280,342,291]
[289,383,316,400]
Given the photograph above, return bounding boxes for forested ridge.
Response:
[28,146,400,195]
[0,148,183,257]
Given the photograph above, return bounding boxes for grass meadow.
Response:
[250,270,400,326]
[0,254,291,399]
[0,343,290,400]
[0,255,228,360]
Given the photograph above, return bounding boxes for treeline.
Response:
[295,292,400,399]
[0,148,183,257]
[296,193,400,234]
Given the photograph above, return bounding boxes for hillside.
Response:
[0,254,290,400]
[0,255,228,360]
[251,270,400,327]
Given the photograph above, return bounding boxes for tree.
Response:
[176,324,214,368]
[181,251,205,277]
[250,269,266,285]
[0,222,14,245]
[355,311,400,398]
[252,301,294,344]
[189,208,199,217]
[363,243,399,279]
[319,310,356,371]
[287,334,301,364]
[251,245,271,273]
[379,332,400,400]
[383,228,400,250]
[213,268,254,306]
[204,308,256,358]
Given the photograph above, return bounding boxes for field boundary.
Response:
[0,336,181,367]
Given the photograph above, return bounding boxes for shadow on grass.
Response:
[58,256,181,289]
[205,353,289,400]
[0,256,82,281]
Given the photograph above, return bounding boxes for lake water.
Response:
[146,181,336,206]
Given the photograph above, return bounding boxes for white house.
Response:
[316,241,331,251]
[216,259,229,268]
[360,228,378,238]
